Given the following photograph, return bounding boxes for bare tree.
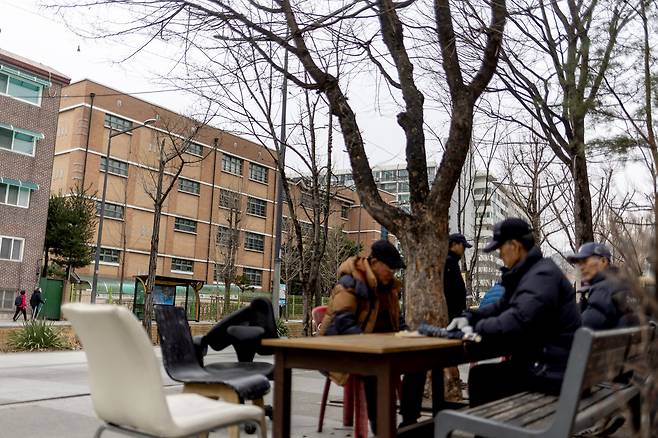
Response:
[53,0,508,333]
[214,183,245,315]
[138,111,212,332]
[497,0,636,246]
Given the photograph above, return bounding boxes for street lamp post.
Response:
[90,118,157,304]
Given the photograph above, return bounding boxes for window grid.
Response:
[247,197,267,218]
[222,154,243,175]
[178,178,200,195]
[0,71,42,106]
[186,142,203,157]
[216,226,239,246]
[171,257,194,273]
[98,247,120,264]
[0,236,23,261]
[249,163,268,184]
[340,205,349,219]
[244,232,265,252]
[219,189,241,209]
[0,126,36,155]
[0,183,30,208]
[104,114,133,131]
[243,268,262,287]
[100,157,129,177]
[174,217,198,233]
[96,201,124,220]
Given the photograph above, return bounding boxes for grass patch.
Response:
[276,317,289,338]
[7,319,70,351]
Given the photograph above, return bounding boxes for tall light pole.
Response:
[90,118,157,304]
[271,45,290,319]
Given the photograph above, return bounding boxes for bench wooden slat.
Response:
[436,326,656,438]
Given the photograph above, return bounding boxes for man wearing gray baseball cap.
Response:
[567,242,637,330]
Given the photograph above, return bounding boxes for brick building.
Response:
[52,79,393,299]
[0,49,70,313]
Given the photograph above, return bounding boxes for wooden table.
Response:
[262,333,471,438]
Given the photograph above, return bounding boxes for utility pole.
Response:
[271,45,290,319]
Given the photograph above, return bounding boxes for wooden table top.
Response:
[262,332,462,354]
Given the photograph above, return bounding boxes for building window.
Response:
[341,205,349,219]
[96,201,124,220]
[398,182,409,192]
[98,247,120,264]
[100,157,129,177]
[0,71,42,106]
[174,217,197,233]
[243,268,262,287]
[244,232,265,252]
[0,236,23,261]
[219,189,241,209]
[104,114,133,131]
[171,257,194,273]
[186,141,203,157]
[380,170,397,181]
[247,197,267,218]
[178,178,200,195]
[300,192,314,207]
[398,169,408,178]
[216,225,239,246]
[379,182,397,192]
[249,163,268,184]
[222,154,243,175]
[0,183,31,208]
[0,126,37,156]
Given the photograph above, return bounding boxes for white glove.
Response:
[446,317,470,331]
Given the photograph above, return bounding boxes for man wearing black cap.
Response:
[567,242,637,330]
[445,233,473,319]
[319,239,423,432]
[447,218,581,406]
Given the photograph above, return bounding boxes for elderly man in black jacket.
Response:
[447,218,582,406]
[444,233,472,319]
[567,242,637,330]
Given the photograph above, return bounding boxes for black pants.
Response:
[13,307,26,321]
[363,371,427,434]
[468,361,561,407]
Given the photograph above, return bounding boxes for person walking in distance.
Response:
[30,287,46,320]
[12,290,27,322]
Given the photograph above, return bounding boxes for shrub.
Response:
[276,317,289,338]
[8,320,69,351]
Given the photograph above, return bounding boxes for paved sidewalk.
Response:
[0,347,396,438]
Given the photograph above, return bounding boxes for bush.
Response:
[276,317,289,338]
[8,320,69,351]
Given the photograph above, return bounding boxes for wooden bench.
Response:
[435,325,656,438]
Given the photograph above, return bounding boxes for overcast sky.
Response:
[1,0,650,207]
[1,0,431,172]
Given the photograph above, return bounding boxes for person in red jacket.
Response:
[12,290,27,322]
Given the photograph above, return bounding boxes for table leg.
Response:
[273,351,291,438]
[432,368,445,415]
[376,365,397,438]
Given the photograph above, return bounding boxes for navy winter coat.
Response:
[444,250,467,320]
[581,267,637,330]
[465,247,582,384]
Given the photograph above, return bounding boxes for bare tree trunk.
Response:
[572,147,594,245]
[142,148,165,332]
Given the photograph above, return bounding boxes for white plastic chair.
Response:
[62,303,266,438]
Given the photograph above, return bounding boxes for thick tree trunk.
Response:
[571,148,594,246]
[399,218,450,328]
